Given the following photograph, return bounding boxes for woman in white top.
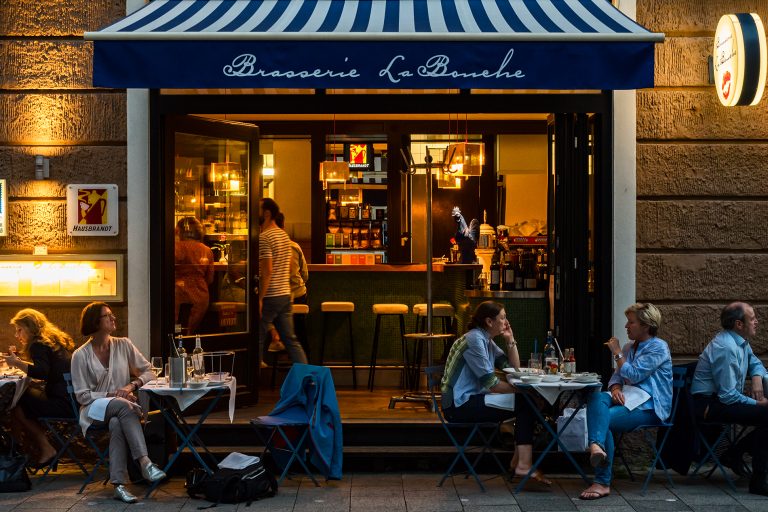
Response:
[71,302,166,503]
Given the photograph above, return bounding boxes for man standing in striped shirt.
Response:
[258,198,308,365]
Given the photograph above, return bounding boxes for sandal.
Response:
[589,446,608,468]
[579,484,610,500]
[508,469,552,490]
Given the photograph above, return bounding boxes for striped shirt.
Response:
[259,227,292,298]
[441,328,508,409]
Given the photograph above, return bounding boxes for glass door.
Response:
[163,115,260,402]
[549,113,605,374]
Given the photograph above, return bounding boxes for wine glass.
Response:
[151,357,163,381]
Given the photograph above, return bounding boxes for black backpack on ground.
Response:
[186,460,277,508]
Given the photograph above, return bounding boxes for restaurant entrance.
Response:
[152,92,614,402]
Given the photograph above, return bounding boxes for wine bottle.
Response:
[192,335,205,379]
[490,248,501,291]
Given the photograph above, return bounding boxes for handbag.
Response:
[0,434,31,493]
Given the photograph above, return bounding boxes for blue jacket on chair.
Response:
[269,364,343,480]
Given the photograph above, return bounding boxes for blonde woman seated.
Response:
[579,303,672,500]
[3,309,74,470]
[442,300,550,486]
[71,302,166,503]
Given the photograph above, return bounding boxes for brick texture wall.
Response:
[637,1,768,356]
[0,0,127,343]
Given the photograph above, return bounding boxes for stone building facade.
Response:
[1,0,765,360]
[636,0,768,357]
[0,1,127,339]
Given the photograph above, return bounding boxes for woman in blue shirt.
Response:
[579,302,672,500]
[442,301,549,486]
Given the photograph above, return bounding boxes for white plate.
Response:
[503,368,540,378]
[520,376,543,384]
[541,375,561,383]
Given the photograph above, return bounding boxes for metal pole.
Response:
[425,151,433,340]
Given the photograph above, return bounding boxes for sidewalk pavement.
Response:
[2,467,768,512]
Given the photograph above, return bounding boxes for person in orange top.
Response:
[174,217,214,333]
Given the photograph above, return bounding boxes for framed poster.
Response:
[0,179,6,236]
[66,184,119,236]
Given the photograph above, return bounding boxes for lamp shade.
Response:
[319,161,350,183]
[436,168,462,189]
[210,162,242,192]
[445,142,485,177]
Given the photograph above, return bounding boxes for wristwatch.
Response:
[613,353,623,362]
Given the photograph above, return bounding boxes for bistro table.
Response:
[139,377,236,497]
[0,369,29,411]
[506,375,601,493]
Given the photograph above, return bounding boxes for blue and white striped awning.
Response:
[86,0,663,89]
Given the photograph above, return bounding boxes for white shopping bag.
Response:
[556,407,588,452]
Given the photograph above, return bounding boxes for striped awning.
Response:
[86,0,663,90]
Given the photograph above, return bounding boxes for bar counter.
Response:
[308,263,482,272]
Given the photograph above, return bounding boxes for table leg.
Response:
[145,389,224,497]
[514,390,594,493]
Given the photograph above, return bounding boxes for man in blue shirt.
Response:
[691,302,768,496]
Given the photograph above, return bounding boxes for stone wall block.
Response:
[638,90,768,140]
[637,254,768,302]
[0,1,125,36]
[650,304,768,355]
[0,201,127,251]
[0,146,127,197]
[0,93,126,145]
[638,143,768,196]
[655,37,711,87]
[0,41,94,89]
[638,1,768,34]
[637,200,768,249]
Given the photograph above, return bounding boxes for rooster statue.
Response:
[452,206,480,264]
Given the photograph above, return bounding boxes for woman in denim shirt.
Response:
[579,303,672,500]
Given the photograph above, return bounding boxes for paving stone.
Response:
[686,506,750,512]
[576,506,637,512]
[739,500,768,512]
[626,499,693,512]
[457,490,518,506]
[462,506,521,512]
[513,496,577,510]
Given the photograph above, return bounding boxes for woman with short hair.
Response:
[579,302,672,500]
[71,302,166,503]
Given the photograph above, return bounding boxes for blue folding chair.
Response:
[33,373,89,480]
[425,366,507,492]
[688,402,744,491]
[615,366,688,494]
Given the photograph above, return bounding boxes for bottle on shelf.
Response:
[192,335,205,379]
[489,248,501,291]
[524,249,538,290]
[514,249,524,290]
[502,248,515,291]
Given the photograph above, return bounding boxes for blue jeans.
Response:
[586,391,661,485]
[260,294,308,364]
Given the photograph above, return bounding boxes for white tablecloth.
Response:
[139,377,236,422]
[0,371,29,410]
[507,376,601,405]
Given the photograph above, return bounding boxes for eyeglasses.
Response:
[100,313,116,320]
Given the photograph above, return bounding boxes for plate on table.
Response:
[205,372,231,382]
[573,373,600,383]
[503,368,540,378]
[541,374,562,383]
[520,375,543,384]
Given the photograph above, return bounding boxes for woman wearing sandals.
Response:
[579,303,672,500]
[71,302,167,503]
[441,300,551,487]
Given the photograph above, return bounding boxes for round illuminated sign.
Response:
[714,13,767,106]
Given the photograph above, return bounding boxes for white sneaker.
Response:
[114,484,138,503]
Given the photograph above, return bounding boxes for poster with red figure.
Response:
[66,184,119,236]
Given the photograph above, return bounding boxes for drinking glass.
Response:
[150,357,163,379]
[163,363,170,385]
[528,353,542,370]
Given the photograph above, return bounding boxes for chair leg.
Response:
[319,314,327,366]
[398,314,408,389]
[368,314,382,391]
[347,313,356,390]
[615,432,635,482]
[270,352,278,390]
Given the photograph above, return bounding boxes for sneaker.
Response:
[114,484,138,503]
[268,340,286,352]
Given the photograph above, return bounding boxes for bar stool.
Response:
[319,301,357,389]
[411,303,456,389]
[270,303,310,390]
[368,303,409,391]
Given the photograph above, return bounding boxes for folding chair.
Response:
[33,373,89,480]
[424,366,507,492]
[615,366,688,494]
[251,366,322,487]
[55,373,110,493]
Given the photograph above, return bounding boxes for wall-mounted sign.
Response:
[714,13,767,106]
[0,179,6,237]
[66,184,119,236]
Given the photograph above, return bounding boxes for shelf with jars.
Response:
[323,140,388,264]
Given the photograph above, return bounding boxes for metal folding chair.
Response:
[56,373,110,493]
[33,373,89,480]
[424,366,507,492]
[615,366,688,494]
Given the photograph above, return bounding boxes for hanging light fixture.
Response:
[320,114,350,187]
[436,167,463,189]
[444,114,484,177]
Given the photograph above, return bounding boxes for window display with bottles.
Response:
[174,133,250,335]
[323,140,388,264]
